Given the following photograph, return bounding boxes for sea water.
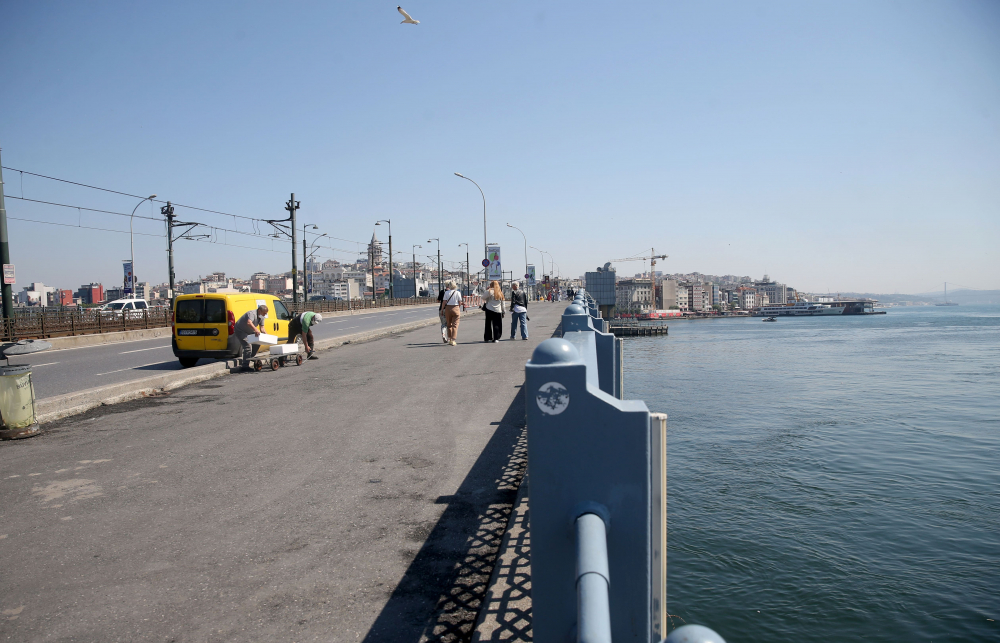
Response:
[624,305,999,643]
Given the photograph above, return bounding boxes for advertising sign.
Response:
[486,245,502,280]
[123,261,133,295]
[2,264,14,285]
[526,264,536,286]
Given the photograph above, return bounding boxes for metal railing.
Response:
[526,290,724,643]
[1,307,173,342]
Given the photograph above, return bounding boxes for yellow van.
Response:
[172,293,293,368]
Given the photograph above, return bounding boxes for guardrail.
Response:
[286,296,439,313]
[1,307,173,342]
[526,290,724,643]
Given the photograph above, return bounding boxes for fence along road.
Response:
[16,305,443,399]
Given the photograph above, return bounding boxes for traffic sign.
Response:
[2,264,14,285]
[481,259,490,267]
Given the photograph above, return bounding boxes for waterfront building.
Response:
[754,275,787,308]
[738,286,758,310]
[616,278,653,314]
[584,264,617,318]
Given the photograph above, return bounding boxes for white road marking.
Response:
[29,362,59,367]
[94,360,174,376]
[120,345,171,354]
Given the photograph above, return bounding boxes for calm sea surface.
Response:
[624,305,999,643]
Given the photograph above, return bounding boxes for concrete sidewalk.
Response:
[0,302,562,642]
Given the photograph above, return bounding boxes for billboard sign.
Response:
[486,245,502,280]
[123,261,133,295]
[526,264,536,286]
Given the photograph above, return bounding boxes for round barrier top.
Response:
[1,339,52,357]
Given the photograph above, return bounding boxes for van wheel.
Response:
[179,358,198,368]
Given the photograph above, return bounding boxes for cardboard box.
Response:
[268,343,299,355]
[248,333,278,345]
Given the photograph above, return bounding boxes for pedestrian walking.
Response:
[482,280,505,343]
[287,311,323,359]
[509,282,529,340]
[235,304,268,371]
[440,280,463,346]
[437,289,448,344]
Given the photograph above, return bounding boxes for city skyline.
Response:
[2,1,998,294]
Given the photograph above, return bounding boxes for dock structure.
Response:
[608,320,669,337]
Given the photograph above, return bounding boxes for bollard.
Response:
[662,625,726,643]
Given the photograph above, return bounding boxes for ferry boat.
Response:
[753,301,843,317]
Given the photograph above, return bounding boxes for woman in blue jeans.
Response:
[509,282,529,340]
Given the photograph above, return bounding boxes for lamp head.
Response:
[148,194,157,199]
[454,172,465,178]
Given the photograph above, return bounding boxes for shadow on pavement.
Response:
[134,361,183,372]
[362,389,529,643]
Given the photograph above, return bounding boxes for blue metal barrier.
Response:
[527,290,724,643]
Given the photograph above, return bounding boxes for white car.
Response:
[100,298,151,318]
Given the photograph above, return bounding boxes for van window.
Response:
[136,301,148,310]
[273,300,292,321]
[176,300,204,323]
[205,300,226,323]
[124,302,134,310]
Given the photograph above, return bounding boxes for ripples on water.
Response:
[625,306,999,643]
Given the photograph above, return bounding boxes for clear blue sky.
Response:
[2,0,998,294]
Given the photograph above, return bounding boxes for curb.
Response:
[35,308,478,425]
[43,327,173,350]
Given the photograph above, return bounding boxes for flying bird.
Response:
[397,6,419,24]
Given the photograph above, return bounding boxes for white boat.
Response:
[754,301,843,317]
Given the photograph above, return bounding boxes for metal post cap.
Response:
[530,338,581,365]
[564,304,587,315]
[663,625,727,643]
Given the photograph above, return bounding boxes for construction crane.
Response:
[609,249,668,310]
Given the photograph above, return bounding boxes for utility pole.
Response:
[0,148,13,321]
[163,202,175,304]
[412,244,421,298]
[286,194,300,305]
[302,236,308,301]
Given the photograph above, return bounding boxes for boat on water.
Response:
[935,282,959,306]
[754,301,844,317]
[763,317,777,322]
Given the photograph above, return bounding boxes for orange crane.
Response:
[610,249,668,309]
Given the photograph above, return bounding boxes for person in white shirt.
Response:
[439,280,464,346]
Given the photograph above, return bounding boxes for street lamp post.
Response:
[458,243,470,296]
[427,238,441,294]
[530,246,546,300]
[454,173,487,268]
[506,223,528,297]
[376,219,393,299]
[302,224,319,302]
[412,244,422,298]
[306,232,328,299]
[129,195,156,298]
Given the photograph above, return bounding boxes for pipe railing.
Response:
[526,290,724,643]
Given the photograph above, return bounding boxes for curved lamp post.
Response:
[506,223,528,296]
[454,173,487,268]
[376,219,393,299]
[306,232,328,299]
[458,243,470,296]
[530,245,546,299]
[129,195,156,297]
[427,238,441,294]
[412,244,422,298]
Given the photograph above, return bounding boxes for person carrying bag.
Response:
[509,282,529,340]
[482,280,505,343]
[440,280,463,346]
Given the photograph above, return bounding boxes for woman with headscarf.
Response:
[482,280,505,343]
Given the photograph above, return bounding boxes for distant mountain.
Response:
[838,290,1000,305]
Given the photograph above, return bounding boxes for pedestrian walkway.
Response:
[0,302,564,642]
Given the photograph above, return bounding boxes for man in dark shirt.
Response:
[509,282,529,340]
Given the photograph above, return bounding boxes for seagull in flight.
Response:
[397,6,419,24]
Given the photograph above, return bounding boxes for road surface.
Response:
[15,305,442,399]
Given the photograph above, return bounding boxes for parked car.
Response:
[100,298,151,318]
[172,293,293,368]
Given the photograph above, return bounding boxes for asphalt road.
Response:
[14,305,443,399]
[0,302,563,642]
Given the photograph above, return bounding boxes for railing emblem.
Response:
[536,382,570,415]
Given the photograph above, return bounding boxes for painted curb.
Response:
[35,308,479,425]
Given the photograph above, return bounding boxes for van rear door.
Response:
[174,298,206,351]
[271,299,292,341]
[203,298,229,351]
